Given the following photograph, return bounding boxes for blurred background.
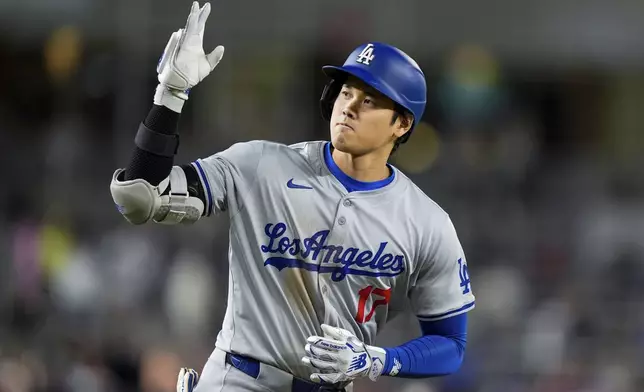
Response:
[1,0,644,391]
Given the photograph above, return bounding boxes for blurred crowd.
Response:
[2,2,644,392]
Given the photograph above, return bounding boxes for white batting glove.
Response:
[176,368,199,392]
[302,324,387,384]
[155,1,225,112]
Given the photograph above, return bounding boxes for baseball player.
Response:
[111,2,475,391]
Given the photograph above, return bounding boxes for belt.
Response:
[225,352,346,392]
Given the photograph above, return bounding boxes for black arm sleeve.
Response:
[123,105,207,213]
[124,105,180,185]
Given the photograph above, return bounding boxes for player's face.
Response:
[330,76,411,156]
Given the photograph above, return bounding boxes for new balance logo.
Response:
[356,44,375,65]
[348,353,368,372]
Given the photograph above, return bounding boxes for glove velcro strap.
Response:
[135,122,179,157]
[365,345,387,382]
[155,166,189,224]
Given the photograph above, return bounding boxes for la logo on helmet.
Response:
[356,44,375,65]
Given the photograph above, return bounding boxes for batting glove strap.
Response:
[364,344,387,381]
[154,84,186,113]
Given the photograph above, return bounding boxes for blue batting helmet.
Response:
[319,42,427,133]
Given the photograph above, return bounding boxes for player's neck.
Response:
[331,146,390,182]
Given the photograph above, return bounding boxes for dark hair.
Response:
[390,105,413,155]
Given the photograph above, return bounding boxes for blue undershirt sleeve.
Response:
[381,313,468,378]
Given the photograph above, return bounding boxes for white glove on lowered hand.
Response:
[176,368,199,392]
[302,324,387,385]
[155,1,225,112]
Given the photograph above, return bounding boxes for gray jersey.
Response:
[191,140,475,379]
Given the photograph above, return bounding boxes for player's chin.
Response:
[331,133,357,153]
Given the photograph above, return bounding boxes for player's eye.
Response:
[340,90,351,99]
[363,98,374,106]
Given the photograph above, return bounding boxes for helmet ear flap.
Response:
[319,78,344,121]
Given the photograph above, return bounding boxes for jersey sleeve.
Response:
[191,140,265,217]
[409,215,475,321]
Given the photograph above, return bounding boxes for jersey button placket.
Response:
[338,198,352,225]
[320,198,351,317]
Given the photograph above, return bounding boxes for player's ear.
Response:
[393,112,413,138]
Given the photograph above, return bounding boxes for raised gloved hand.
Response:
[302,324,387,385]
[155,1,225,112]
[176,368,199,392]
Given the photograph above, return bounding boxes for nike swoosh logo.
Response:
[287,178,313,190]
